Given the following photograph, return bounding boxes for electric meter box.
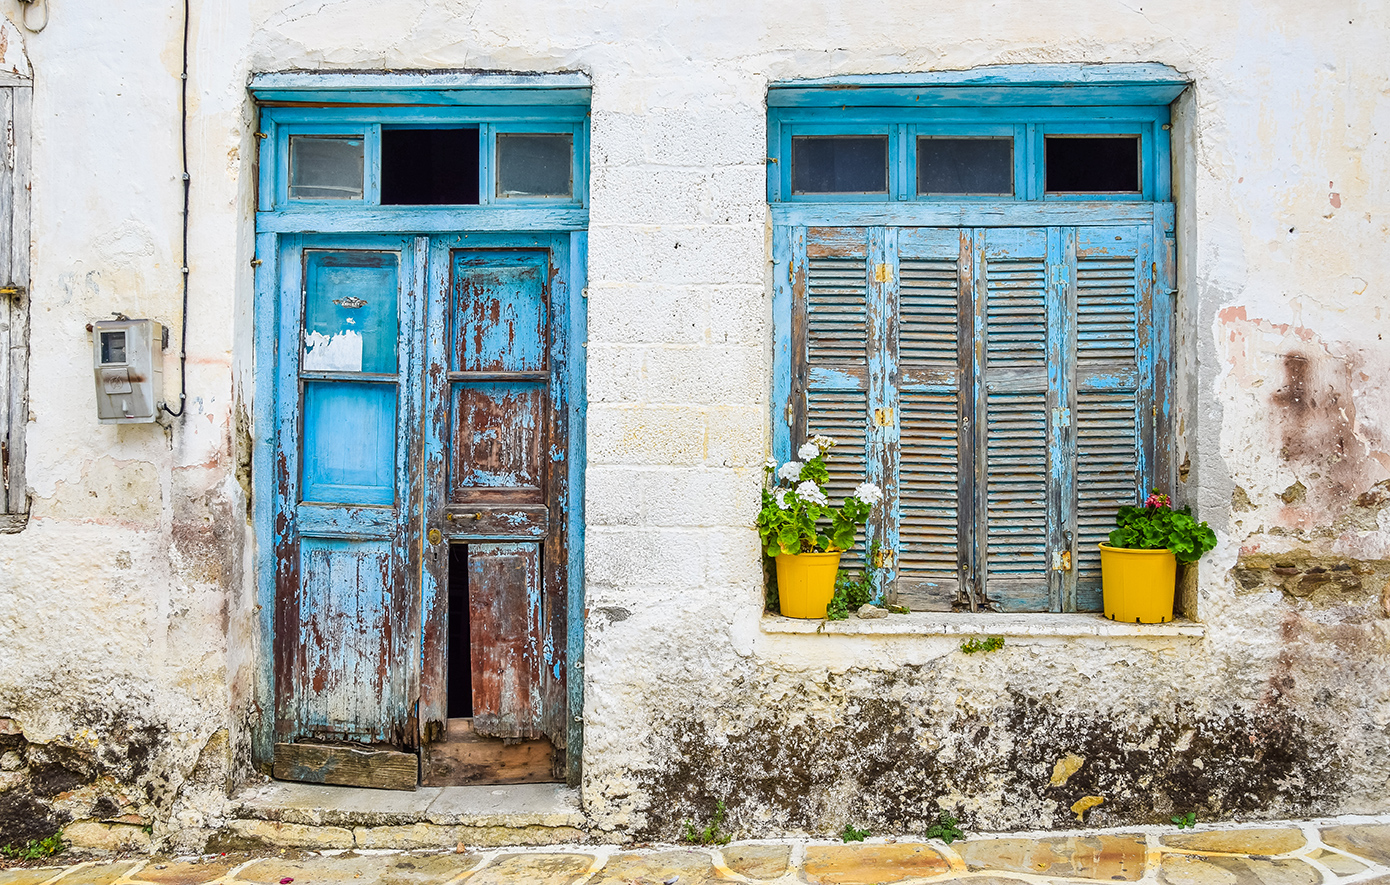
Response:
[92,318,164,424]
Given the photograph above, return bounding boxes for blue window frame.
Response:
[768,65,1189,614]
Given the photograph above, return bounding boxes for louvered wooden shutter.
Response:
[0,81,30,531]
[799,228,871,570]
[779,218,1163,614]
[894,229,966,610]
[978,228,1054,611]
[1069,226,1150,610]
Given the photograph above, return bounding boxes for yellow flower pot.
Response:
[1098,544,1177,623]
[775,551,842,619]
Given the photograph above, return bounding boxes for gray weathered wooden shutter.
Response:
[1068,225,1153,610]
[0,80,31,532]
[798,228,873,570]
[977,228,1055,611]
[894,229,967,610]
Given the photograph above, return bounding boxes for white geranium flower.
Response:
[853,482,883,505]
[796,480,828,506]
[774,488,790,510]
[811,434,836,453]
[797,442,820,460]
[764,456,778,471]
[777,461,803,483]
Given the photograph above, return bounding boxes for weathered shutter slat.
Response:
[981,230,1051,611]
[894,232,965,610]
[1072,230,1147,610]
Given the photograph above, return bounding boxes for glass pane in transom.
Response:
[496,133,573,198]
[917,137,1013,195]
[289,136,365,200]
[792,136,888,194]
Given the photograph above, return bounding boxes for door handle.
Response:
[427,528,442,546]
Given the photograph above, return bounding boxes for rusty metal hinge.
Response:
[1052,530,1074,571]
[873,407,893,427]
[0,285,24,299]
[874,263,891,283]
[873,547,895,569]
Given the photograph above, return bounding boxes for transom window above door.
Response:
[263,107,588,210]
[767,66,1189,614]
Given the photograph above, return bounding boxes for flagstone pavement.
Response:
[2,818,1387,885]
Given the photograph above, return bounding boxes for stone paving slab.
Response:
[803,843,950,883]
[1323,823,1390,866]
[958,834,1145,879]
[1160,826,1306,855]
[719,843,790,879]
[3,817,1389,885]
[1156,853,1322,885]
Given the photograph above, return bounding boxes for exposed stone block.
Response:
[61,820,152,853]
[217,819,353,850]
[1231,551,1390,604]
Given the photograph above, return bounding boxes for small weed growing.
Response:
[960,636,1005,654]
[0,835,64,861]
[1171,811,1197,829]
[680,800,733,845]
[841,823,871,842]
[925,811,965,844]
[827,546,880,621]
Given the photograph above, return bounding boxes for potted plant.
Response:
[757,436,882,618]
[1099,490,1217,623]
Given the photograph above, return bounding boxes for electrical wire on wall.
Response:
[161,0,190,418]
[16,0,48,33]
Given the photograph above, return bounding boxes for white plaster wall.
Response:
[0,0,1383,842]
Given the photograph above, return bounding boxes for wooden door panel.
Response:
[1071,225,1148,611]
[450,382,546,504]
[300,380,397,505]
[453,256,548,373]
[467,542,545,740]
[292,536,411,742]
[419,242,571,779]
[273,241,422,790]
[979,228,1053,611]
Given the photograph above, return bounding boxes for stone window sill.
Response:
[760,611,1205,638]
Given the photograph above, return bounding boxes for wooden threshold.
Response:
[273,742,419,791]
[421,718,559,786]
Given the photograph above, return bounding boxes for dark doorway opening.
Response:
[447,544,473,718]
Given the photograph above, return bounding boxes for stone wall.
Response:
[0,0,1385,849]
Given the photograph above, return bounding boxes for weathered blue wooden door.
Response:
[417,236,573,780]
[271,233,575,788]
[271,236,425,785]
